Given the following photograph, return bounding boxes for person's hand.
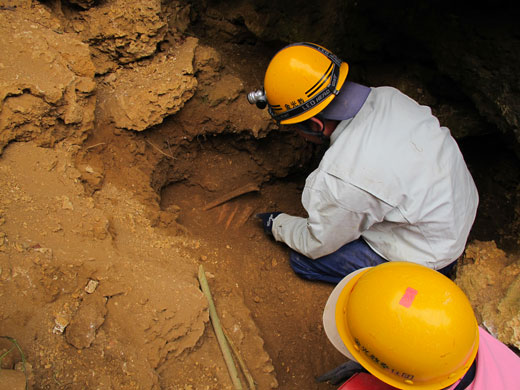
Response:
[255,212,282,235]
[315,360,367,385]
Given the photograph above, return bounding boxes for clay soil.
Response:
[2,96,519,390]
[0,34,348,389]
[1,6,520,390]
[0,132,346,390]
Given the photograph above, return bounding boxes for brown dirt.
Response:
[0,133,344,390]
[1,2,520,390]
[0,33,343,388]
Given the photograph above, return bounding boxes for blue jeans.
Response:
[289,238,456,284]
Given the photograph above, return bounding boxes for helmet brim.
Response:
[322,267,371,361]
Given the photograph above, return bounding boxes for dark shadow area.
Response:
[460,132,520,252]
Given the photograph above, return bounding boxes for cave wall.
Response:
[362,1,520,155]
[4,0,517,154]
[192,0,520,154]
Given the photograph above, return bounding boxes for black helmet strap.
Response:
[268,42,343,123]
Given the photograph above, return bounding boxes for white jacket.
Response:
[272,86,478,269]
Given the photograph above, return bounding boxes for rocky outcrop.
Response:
[354,2,520,152]
[0,143,213,389]
[71,0,167,70]
[195,0,520,153]
[456,240,520,349]
[0,5,96,154]
[97,37,198,131]
[393,4,520,152]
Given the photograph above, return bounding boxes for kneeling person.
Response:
[251,42,478,283]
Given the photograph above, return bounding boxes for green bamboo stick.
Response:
[223,328,256,390]
[198,265,243,390]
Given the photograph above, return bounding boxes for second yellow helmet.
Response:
[333,262,479,390]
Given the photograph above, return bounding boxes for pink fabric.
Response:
[339,327,520,389]
[447,327,520,390]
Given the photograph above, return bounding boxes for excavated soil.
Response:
[0,21,345,388]
[1,2,520,390]
[0,127,345,390]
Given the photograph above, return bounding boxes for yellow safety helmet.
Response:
[331,262,479,390]
[250,42,349,124]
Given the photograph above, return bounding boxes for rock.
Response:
[205,74,244,107]
[53,314,70,334]
[0,7,95,154]
[85,279,99,294]
[65,293,107,349]
[99,37,198,131]
[0,369,26,390]
[64,0,96,9]
[456,240,520,349]
[194,45,222,85]
[75,0,166,65]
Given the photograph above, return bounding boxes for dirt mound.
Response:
[456,241,520,350]
[0,142,279,389]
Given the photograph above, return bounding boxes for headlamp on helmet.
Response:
[247,88,268,109]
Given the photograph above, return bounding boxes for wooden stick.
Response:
[145,140,175,159]
[203,183,260,211]
[198,265,243,390]
[232,206,255,229]
[223,328,256,390]
[225,206,239,230]
[217,203,231,224]
[85,142,106,150]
